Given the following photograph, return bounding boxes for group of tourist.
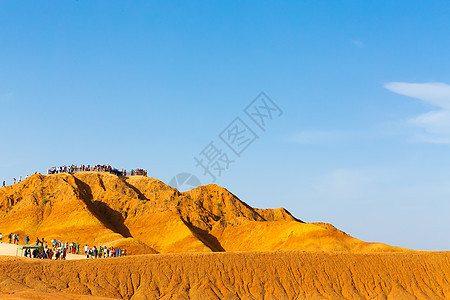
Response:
[0,233,128,260]
[1,233,21,244]
[47,164,147,177]
[84,245,127,259]
[1,164,148,188]
[23,246,68,260]
[1,174,37,188]
[32,238,127,260]
[27,238,75,260]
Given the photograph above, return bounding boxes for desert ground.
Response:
[0,251,449,299]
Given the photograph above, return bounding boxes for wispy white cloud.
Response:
[385,82,450,143]
[385,82,450,109]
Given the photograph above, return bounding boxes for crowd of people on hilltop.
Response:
[0,165,148,188]
[47,164,147,177]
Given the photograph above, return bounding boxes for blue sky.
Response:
[1,1,449,250]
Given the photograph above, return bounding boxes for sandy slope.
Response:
[0,251,449,299]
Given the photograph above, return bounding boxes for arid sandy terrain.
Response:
[0,251,449,299]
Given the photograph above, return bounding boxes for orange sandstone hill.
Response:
[0,172,405,254]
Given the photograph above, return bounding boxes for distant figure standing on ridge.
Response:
[2,180,5,187]
[13,178,16,184]
[19,176,22,182]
